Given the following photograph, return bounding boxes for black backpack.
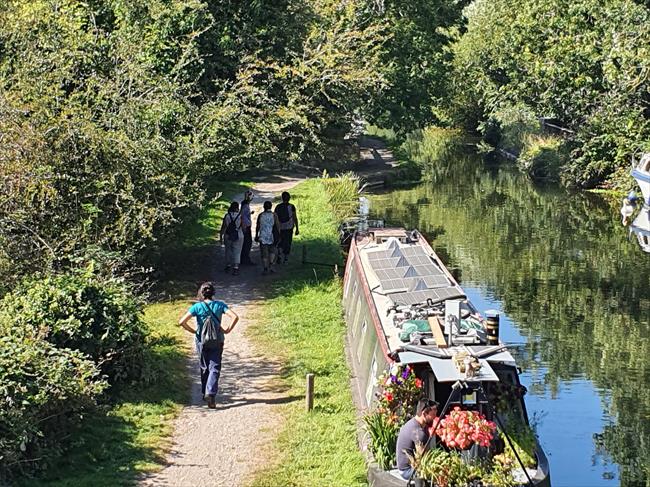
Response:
[225,211,241,241]
[200,303,222,350]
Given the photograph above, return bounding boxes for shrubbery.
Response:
[518,135,566,182]
[0,267,147,386]
[0,331,106,478]
[445,0,650,187]
[0,266,146,479]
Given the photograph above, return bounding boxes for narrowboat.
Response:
[342,225,551,486]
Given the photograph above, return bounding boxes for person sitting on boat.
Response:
[396,398,439,480]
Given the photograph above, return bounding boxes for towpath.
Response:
[141,175,305,487]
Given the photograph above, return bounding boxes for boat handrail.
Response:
[400,343,508,361]
[400,344,449,359]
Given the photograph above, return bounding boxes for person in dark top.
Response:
[396,398,439,480]
[274,191,299,264]
[240,190,255,265]
[178,282,240,409]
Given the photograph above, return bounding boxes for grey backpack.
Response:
[200,303,222,349]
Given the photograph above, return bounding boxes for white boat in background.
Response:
[629,153,650,253]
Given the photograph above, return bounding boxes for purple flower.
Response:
[401,369,410,379]
[390,375,397,383]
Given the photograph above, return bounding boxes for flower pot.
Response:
[459,443,480,464]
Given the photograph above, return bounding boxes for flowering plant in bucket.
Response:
[364,363,425,469]
[376,363,424,422]
[437,407,497,450]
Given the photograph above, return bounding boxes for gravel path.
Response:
[141,175,306,487]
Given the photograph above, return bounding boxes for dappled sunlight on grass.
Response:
[249,179,366,487]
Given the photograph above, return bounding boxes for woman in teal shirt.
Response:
[178,282,239,408]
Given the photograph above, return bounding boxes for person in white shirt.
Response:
[255,201,281,274]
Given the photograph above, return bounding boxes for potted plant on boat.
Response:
[364,364,424,470]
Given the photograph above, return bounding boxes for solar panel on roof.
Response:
[387,238,400,250]
[368,241,465,305]
[395,256,409,267]
[410,279,429,291]
[413,264,441,276]
[423,275,450,288]
[404,266,418,278]
[382,279,409,292]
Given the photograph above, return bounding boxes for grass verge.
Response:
[19,179,251,486]
[249,179,367,487]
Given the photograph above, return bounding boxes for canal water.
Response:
[368,146,650,487]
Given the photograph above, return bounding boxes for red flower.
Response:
[414,378,423,388]
[384,392,394,402]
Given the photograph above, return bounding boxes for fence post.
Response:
[306,373,314,412]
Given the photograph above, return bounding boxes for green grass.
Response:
[19,178,251,486]
[249,179,367,487]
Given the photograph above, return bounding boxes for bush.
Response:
[518,135,566,182]
[0,331,106,478]
[492,104,541,156]
[401,127,464,169]
[0,267,147,385]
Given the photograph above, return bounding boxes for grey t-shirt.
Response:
[396,417,429,471]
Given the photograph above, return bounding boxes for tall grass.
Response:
[401,127,464,169]
[322,172,361,221]
[249,179,366,487]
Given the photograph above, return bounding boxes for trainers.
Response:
[206,395,216,409]
[232,268,240,276]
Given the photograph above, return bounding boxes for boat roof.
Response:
[364,237,465,306]
[354,228,518,381]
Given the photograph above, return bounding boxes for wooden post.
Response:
[306,373,314,412]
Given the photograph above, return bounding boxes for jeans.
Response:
[278,229,293,259]
[196,338,224,396]
[224,235,244,267]
[241,227,253,263]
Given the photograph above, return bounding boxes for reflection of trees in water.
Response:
[370,154,650,486]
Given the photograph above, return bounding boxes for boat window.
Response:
[351,298,362,338]
[350,280,358,308]
[365,355,377,406]
[462,390,478,406]
[643,155,650,172]
[344,266,355,298]
[347,281,358,319]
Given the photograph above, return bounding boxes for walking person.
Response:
[274,191,299,264]
[220,201,244,275]
[178,282,239,409]
[240,190,255,265]
[255,200,280,274]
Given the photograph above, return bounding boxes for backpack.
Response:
[275,203,294,230]
[225,211,241,241]
[200,303,222,350]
